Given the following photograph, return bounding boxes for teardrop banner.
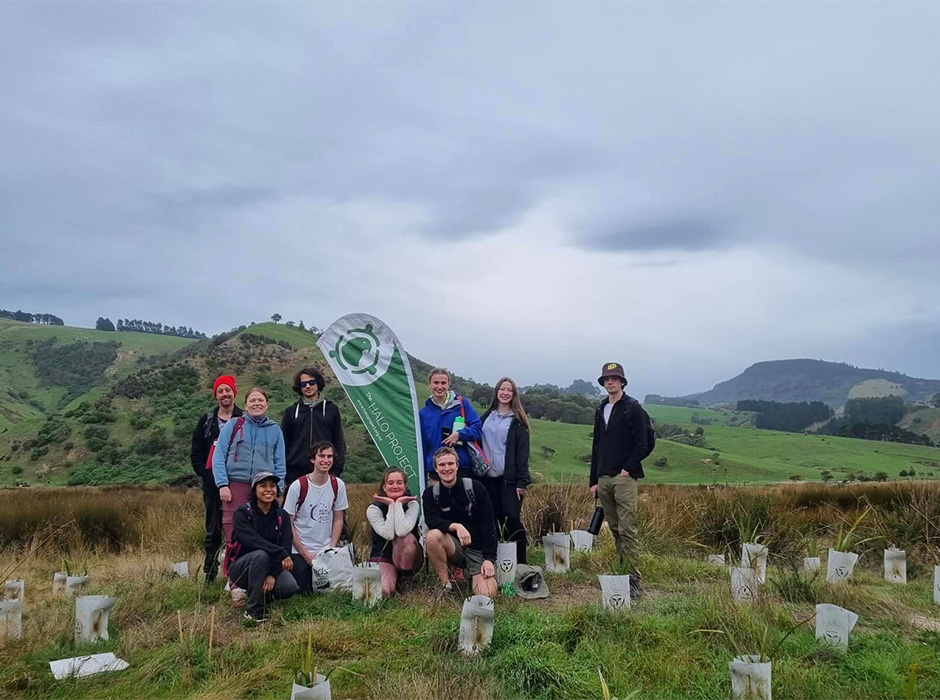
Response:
[318,314,426,502]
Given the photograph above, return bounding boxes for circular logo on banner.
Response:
[326,322,393,386]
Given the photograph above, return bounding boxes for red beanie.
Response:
[213,375,237,397]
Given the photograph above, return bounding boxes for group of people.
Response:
[190,362,647,622]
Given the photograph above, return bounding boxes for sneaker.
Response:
[242,611,268,625]
[436,581,453,600]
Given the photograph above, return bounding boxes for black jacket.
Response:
[422,478,498,562]
[190,406,244,489]
[479,409,532,488]
[590,394,648,485]
[232,502,293,576]
[280,399,346,484]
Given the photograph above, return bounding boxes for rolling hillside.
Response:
[650,358,940,409]
[2,319,940,487]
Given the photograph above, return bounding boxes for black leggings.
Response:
[481,475,527,564]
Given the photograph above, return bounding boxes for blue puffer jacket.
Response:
[419,392,483,473]
[213,414,286,489]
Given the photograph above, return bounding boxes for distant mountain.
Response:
[648,359,940,409]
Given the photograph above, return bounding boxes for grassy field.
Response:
[3,482,940,699]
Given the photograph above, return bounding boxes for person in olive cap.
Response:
[589,362,648,597]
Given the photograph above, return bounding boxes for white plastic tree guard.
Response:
[0,600,22,640]
[741,543,768,584]
[598,574,631,611]
[815,603,858,649]
[65,575,90,597]
[496,542,517,587]
[171,562,190,578]
[49,653,129,680]
[802,557,821,572]
[826,549,859,584]
[290,674,331,700]
[53,572,67,596]
[351,563,382,607]
[570,530,594,552]
[884,549,906,584]
[731,567,760,603]
[542,533,571,573]
[935,566,940,606]
[74,595,116,643]
[458,595,495,654]
[3,579,24,603]
[707,554,726,566]
[729,655,772,700]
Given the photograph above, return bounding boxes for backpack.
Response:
[628,397,656,460]
[222,502,284,577]
[205,415,245,472]
[432,477,477,517]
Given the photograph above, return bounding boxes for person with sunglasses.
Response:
[281,366,347,489]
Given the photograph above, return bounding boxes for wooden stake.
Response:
[177,610,184,645]
[207,606,216,664]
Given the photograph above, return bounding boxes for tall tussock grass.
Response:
[3,480,940,567]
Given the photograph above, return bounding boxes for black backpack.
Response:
[630,397,656,460]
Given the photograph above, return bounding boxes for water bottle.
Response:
[587,498,605,536]
[453,415,466,435]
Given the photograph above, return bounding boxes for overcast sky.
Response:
[2,2,939,399]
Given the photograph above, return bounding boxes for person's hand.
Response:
[589,484,598,498]
[443,431,460,446]
[219,486,232,503]
[454,524,472,546]
[397,495,418,504]
[305,551,316,566]
[263,575,275,593]
[516,487,526,500]
[373,495,395,505]
[282,556,293,572]
[481,560,495,578]
[620,469,630,477]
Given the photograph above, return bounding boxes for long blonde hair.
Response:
[486,376,530,431]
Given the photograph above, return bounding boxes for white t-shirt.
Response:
[284,475,349,556]
[603,403,613,426]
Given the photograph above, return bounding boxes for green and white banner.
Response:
[317,313,425,499]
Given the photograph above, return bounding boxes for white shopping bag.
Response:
[315,546,354,592]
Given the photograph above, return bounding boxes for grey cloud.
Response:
[581,218,726,253]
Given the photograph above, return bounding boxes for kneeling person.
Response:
[367,467,424,597]
[227,472,298,623]
[284,441,348,592]
[423,447,498,597]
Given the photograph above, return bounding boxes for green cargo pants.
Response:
[597,473,640,578]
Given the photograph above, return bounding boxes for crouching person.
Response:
[367,467,423,597]
[227,471,298,623]
[423,447,499,597]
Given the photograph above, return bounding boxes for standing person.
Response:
[189,375,243,582]
[480,377,531,565]
[423,447,499,597]
[589,362,649,597]
[366,467,423,597]
[283,441,348,593]
[213,387,286,547]
[419,368,483,482]
[281,366,346,489]
[226,471,298,623]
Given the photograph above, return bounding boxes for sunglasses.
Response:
[300,379,319,388]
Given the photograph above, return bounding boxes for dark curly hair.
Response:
[292,366,326,395]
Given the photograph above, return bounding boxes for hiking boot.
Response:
[629,574,644,600]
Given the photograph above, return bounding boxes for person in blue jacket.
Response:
[419,368,483,482]
[213,387,286,551]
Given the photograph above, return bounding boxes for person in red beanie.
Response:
[190,375,243,583]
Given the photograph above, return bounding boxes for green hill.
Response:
[2,320,940,487]
[650,358,940,409]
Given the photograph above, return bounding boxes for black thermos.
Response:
[587,498,604,535]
